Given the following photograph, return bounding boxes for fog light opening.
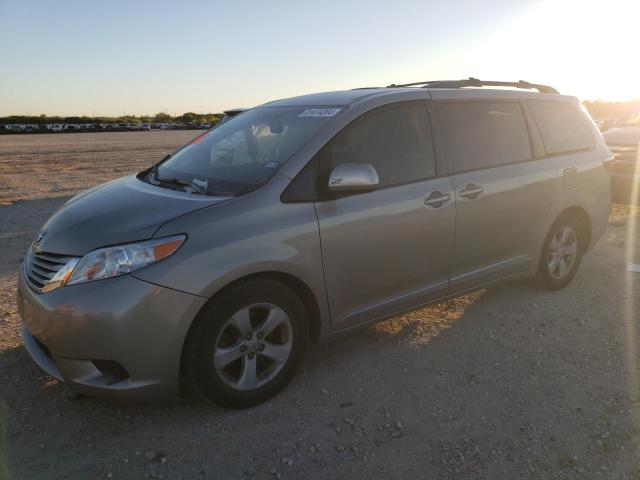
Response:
[91,360,130,385]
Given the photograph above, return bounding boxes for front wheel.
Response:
[535,213,584,290]
[184,279,308,408]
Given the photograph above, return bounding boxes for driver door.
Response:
[313,103,456,330]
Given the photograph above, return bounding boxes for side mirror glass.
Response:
[328,163,379,192]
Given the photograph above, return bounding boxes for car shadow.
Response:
[1,278,538,422]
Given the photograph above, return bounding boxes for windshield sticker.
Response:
[264,161,278,168]
[298,108,341,118]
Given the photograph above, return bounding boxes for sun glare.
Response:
[475,0,640,101]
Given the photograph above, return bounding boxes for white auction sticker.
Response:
[628,263,640,273]
[298,108,341,118]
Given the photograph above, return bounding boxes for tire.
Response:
[184,279,308,408]
[535,213,584,290]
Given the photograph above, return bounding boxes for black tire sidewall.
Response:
[536,214,583,290]
[186,279,308,409]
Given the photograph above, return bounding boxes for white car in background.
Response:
[604,124,640,203]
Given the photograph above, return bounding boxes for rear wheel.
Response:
[535,213,583,290]
[185,279,308,408]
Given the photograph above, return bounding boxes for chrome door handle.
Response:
[459,184,484,200]
[424,191,452,208]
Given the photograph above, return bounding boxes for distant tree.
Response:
[176,112,198,123]
[153,112,173,122]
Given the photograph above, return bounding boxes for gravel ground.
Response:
[1,132,640,479]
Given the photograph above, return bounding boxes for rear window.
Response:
[528,100,595,155]
[438,102,532,173]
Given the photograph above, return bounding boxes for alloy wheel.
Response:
[547,225,578,280]
[213,303,293,391]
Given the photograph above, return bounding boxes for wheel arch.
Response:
[560,205,592,253]
[180,271,323,375]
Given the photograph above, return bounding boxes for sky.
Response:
[0,0,638,117]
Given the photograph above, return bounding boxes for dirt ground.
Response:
[1,132,640,479]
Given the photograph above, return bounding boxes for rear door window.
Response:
[437,102,532,173]
[528,100,595,155]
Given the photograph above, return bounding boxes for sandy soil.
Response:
[1,132,640,479]
[0,131,199,205]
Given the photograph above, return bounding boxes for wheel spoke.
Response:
[564,240,578,256]
[230,307,252,336]
[214,342,245,369]
[560,227,571,245]
[237,355,258,389]
[215,302,294,391]
[558,256,569,277]
[259,307,288,337]
[260,341,291,365]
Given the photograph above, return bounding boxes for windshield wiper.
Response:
[154,175,208,195]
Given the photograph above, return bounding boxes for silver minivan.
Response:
[17,79,611,408]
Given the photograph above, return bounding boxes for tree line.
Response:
[0,112,224,125]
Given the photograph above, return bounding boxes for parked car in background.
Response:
[604,123,640,203]
[6,124,25,133]
[18,79,611,408]
[217,108,246,127]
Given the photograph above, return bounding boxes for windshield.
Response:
[154,106,340,196]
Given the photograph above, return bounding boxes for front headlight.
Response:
[66,235,185,286]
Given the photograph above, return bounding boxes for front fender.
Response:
[132,173,332,339]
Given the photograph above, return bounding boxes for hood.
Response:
[604,126,640,146]
[36,175,230,255]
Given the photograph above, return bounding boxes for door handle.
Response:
[458,183,484,200]
[424,191,452,208]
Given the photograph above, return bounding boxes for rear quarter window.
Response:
[528,100,595,155]
[437,102,532,173]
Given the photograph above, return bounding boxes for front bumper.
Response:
[17,267,206,401]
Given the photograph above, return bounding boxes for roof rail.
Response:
[387,77,559,94]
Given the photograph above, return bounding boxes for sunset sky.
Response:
[0,0,637,116]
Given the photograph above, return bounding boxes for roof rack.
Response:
[387,77,559,94]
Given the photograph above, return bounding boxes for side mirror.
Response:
[328,163,379,192]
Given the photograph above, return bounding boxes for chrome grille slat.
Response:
[30,258,58,272]
[25,250,80,293]
[30,270,49,282]
[35,253,75,264]
[26,271,45,288]
[31,257,62,268]
[30,263,56,279]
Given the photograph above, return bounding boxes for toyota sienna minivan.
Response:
[17,79,611,408]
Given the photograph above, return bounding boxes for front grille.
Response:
[25,250,78,292]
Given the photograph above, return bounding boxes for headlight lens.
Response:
[66,235,185,286]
